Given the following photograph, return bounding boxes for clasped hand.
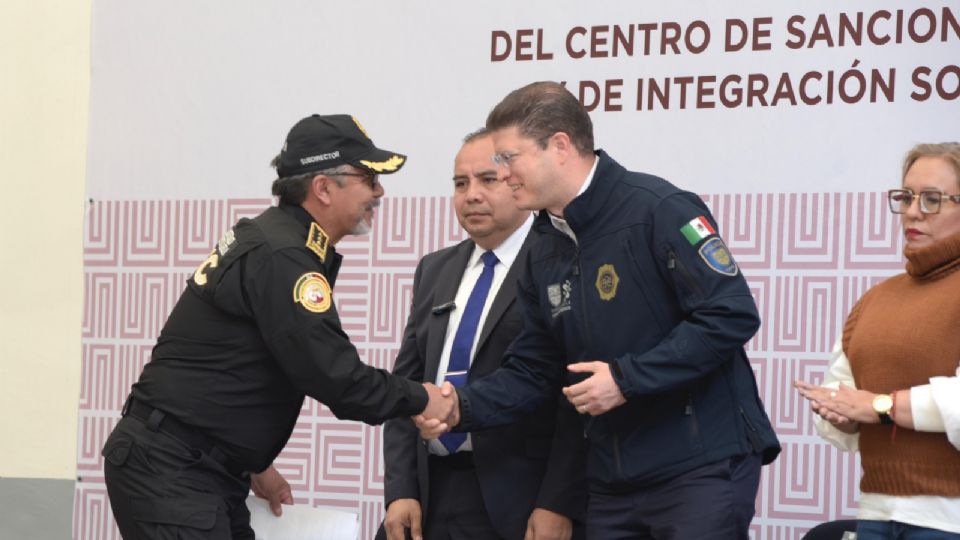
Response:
[414,382,460,439]
[794,380,881,430]
[562,361,626,416]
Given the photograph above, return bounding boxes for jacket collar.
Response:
[534,149,624,237]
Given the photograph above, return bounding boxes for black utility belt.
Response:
[121,397,246,478]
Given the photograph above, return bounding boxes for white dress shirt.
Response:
[429,215,534,455]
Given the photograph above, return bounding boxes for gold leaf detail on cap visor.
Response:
[360,155,405,173]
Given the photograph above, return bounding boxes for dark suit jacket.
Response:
[382,230,586,539]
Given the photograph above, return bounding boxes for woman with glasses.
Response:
[795,142,960,539]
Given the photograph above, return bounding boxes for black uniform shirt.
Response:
[132,204,427,472]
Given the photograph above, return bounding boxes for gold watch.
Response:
[872,393,894,425]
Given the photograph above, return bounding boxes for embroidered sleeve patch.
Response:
[680,215,716,245]
[293,272,333,313]
[698,237,739,276]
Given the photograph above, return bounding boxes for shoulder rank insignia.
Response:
[698,237,739,276]
[680,215,715,245]
[217,228,236,256]
[306,222,330,263]
[595,264,619,301]
[293,272,332,313]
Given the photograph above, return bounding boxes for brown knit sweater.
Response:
[844,232,960,496]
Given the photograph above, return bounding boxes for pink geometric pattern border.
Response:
[75,192,904,539]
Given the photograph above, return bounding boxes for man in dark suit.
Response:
[380,129,586,540]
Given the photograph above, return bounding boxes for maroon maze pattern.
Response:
[75,193,903,539]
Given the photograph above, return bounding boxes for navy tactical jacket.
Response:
[458,151,780,488]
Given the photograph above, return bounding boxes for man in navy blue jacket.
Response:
[417,82,781,539]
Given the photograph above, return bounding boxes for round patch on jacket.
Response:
[698,237,738,276]
[595,264,619,301]
[293,272,332,313]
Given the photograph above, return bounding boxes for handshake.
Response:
[415,382,460,439]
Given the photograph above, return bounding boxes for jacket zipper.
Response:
[613,432,623,477]
[573,245,624,477]
[572,246,592,352]
[686,393,701,440]
[572,246,597,440]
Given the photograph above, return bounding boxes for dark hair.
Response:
[462,127,490,144]
[485,81,594,155]
[269,154,346,205]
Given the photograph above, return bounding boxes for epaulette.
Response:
[305,222,330,263]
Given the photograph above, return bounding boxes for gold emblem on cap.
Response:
[360,155,405,173]
[595,264,619,301]
[293,272,332,313]
[352,116,369,139]
[306,222,330,262]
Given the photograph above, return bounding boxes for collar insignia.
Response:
[306,222,330,263]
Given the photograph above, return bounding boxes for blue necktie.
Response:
[439,250,499,453]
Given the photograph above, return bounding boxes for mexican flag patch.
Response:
[680,216,715,245]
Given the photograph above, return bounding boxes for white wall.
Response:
[0,0,89,479]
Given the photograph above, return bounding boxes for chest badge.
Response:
[595,264,619,301]
[293,272,333,313]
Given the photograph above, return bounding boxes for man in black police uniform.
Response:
[102,114,455,539]
[416,83,781,539]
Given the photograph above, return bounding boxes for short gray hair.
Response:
[270,154,348,205]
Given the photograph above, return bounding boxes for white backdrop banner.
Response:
[85,0,958,200]
[77,1,958,539]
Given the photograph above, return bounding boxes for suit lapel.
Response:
[473,231,534,363]
[423,240,475,381]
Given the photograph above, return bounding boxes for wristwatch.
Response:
[872,393,894,425]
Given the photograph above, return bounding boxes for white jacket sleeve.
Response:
[916,364,960,450]
[816,339,960,451]
[812,338,859,452]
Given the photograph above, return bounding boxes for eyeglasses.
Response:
[491,151,520,167]
[331,172,380,190]
[887,188,960,214]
